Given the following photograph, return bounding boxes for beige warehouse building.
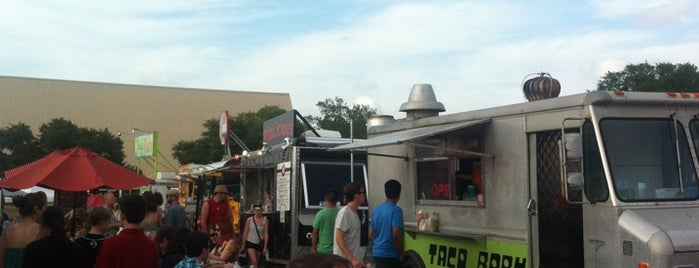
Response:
[0,76,292,176]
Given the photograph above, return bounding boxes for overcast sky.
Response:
[2,0,698,118]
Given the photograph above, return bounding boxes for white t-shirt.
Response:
[333,206,361,259]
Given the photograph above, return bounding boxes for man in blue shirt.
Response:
[370,179,403,268]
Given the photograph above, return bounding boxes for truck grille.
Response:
[622,240,633,256]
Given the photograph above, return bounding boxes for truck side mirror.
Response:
[560,131,584,204]
[567,172,583,187]
[564,133,582,161]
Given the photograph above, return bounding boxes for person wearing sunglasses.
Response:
[207,225,220,250]
[208,224,237,265]
[241,204,268,268]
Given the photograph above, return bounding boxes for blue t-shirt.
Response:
[370,201,403,258]
[174,256,201,268]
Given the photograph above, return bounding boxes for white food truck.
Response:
[332,83,699,268]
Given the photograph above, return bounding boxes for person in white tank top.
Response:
[241,204,268,268]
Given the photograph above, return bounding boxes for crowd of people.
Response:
[0,186,244,268]
[0,179,405,268]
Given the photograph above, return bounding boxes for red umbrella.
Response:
[0,147,151,191]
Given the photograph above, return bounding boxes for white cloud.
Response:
[589,0,672,19]
[589,0,698,27]
[639,0,697,26]
[353,96,378,111]
[207,1,699,116]
[217,1,530,116]
[2,0,699,119]
[596,58,627,76]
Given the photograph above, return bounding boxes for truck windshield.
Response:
[600,118,698,202]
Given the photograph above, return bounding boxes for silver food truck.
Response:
[239,111,370,266]
[332,81,699,268]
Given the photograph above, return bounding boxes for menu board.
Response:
[276,161,291,211]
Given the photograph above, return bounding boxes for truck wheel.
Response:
[402,251,426,268]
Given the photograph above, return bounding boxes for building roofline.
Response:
[0,75,289,96]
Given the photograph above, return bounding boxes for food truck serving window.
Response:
[417,157,483,203]
[415,128,485,205]
[301,161,368,209]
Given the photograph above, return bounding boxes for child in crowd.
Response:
[75,206,112,268]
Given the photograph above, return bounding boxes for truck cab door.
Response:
[528,130,584,268]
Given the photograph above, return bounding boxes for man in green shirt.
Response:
[311,189,340,254]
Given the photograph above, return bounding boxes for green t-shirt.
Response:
[312,207,339,254]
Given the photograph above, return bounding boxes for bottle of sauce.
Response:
[428,212,439,232]
[417,210,425,231]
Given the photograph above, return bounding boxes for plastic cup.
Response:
[466,185,477,197]
[637,183,647,199]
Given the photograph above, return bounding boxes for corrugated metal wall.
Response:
[0,76,293,173]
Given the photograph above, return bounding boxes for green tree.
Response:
[597,62,699,92]
[171,118,231,165]
[172,106,287,165]
[0,123,43,170]
[0,118,125,170]
[170,98,377,166]
[306,97,376,139]
[79,127,126,164]
[37,118,81,151]
[39,118,125,164]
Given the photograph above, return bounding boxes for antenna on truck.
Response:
[294,110,321,137]
[229,131,250,153]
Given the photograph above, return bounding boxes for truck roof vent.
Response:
[400,83,445,120]
[522,72,561,101]
[366,114,395,129]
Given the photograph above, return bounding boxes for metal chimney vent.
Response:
[400,83,445,120]
[366,115,395,128]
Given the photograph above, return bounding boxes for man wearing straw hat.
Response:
[199,184,236,244]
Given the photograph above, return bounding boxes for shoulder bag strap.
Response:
[252,217,262,242]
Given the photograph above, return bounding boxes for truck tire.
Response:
[402,251,426,268]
